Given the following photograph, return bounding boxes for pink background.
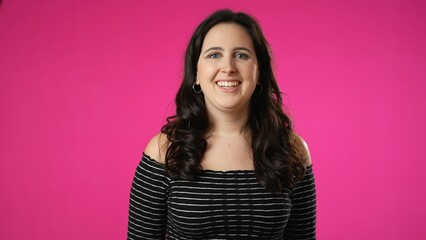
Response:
[1,0,425,239]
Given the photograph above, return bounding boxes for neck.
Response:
[207,107,250,137]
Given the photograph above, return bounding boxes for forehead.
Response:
[202,23,254,50]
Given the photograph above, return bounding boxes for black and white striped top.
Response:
[128,153,316,240]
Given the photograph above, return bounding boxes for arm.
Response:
[283,165,316,239]
[127,134,169,240]
[284,133,316,239]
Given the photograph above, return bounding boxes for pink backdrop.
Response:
[1,0,425,239]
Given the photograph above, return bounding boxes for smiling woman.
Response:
[196,23,259,114]
[128,9,316,240]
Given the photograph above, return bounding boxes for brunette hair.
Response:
[161,9,305,192]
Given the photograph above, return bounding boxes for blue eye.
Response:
[208,53,220,59]
[235,53,249,59]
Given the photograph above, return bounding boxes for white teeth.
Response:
[217,81,240,87]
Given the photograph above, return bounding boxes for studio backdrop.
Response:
[1,0,425,239]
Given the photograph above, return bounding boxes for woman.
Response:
[128,9,316,240]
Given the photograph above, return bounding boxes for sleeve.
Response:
[283,165,317,240]
[127,153,169,240]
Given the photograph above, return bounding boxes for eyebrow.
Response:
[203,47,253,54]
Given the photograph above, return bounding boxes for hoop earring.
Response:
[192,83,202,93]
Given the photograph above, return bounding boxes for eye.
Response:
[208,53,220,59]
[235,52,249,59]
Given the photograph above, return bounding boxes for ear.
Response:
[196,72,200,84]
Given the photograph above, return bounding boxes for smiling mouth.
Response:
[216,81,241,88]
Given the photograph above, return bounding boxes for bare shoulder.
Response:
[291,132,313,167]
[144,132,169,164]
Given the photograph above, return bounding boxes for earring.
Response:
[192,83,202,93]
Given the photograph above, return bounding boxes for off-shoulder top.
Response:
[128,153,316,239]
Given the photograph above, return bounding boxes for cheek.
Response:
[245,66,259,83]
[198,63,217,81]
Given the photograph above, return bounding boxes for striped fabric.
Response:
[128,153,316,240]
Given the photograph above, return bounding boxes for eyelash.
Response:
[208,53,220,59]
[207,52,249,59]
[235,53,249,59]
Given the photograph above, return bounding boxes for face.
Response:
[196,23,259,114]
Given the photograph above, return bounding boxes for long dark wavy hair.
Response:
[161,9,305,192]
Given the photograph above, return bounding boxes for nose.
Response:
[220,56,237,74]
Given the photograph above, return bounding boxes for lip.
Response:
[215,79,241,92]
